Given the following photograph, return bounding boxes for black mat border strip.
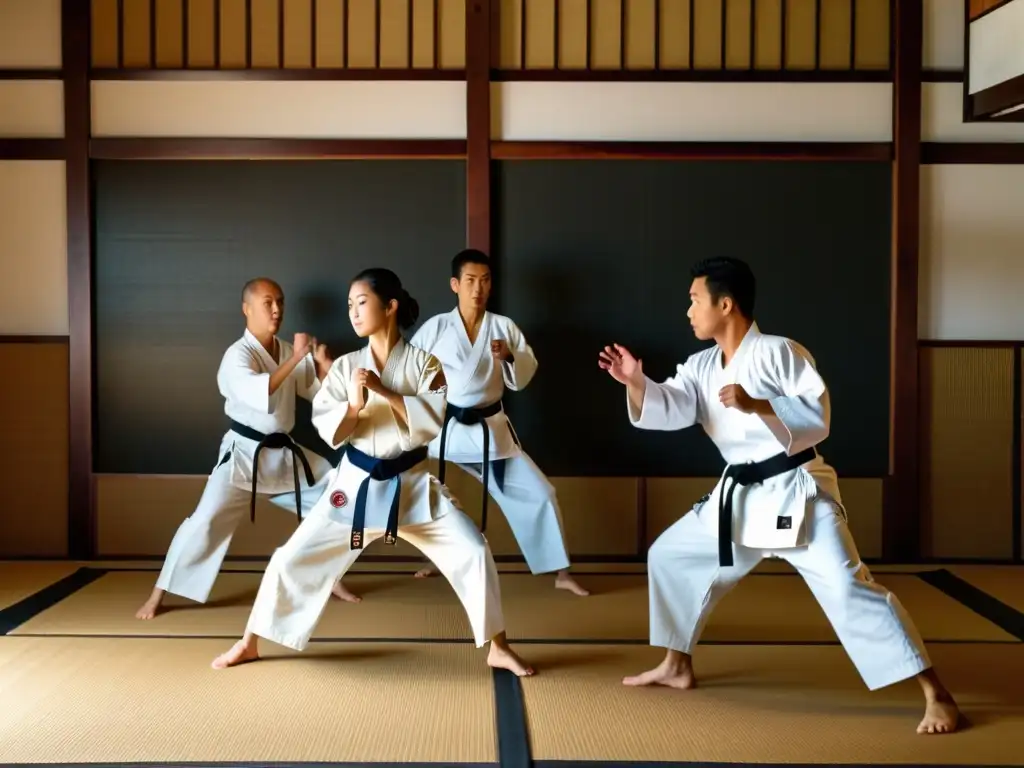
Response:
[493,668,532,768]
[2,761,1022,768]
[916,569,1024,641]
[0,764,476,768]
[0,567,107,635]
[534,763,1024,768]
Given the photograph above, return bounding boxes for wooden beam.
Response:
[922,142,1024,163]
[971,73,1024,120]
[922,69,964,82]
[969,0,1015,21]
[0,139,65,160]
[885,0,923,561]
[919,340,1023,348]
[491,68,893,82]
[63,0,95,560]
[0,69,64,79]
[89,138,466,160]
[465,0,492,254]
[0,335,71,344]
[492,141,892,161]
[88,68,465,81]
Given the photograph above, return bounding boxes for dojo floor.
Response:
[1,560,1023,767]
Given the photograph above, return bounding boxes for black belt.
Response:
[345,444,429,550]
[717,447,816,567]
[437,400,510,532]
[229,421,318,524]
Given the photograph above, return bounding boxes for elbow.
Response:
[428,370,447,392]
[507,372,535,392]
[787,422,829,456]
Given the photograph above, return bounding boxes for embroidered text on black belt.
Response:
[345,444,429,550]
[437,400,513,532]
[717,447,816,567]
[229,420,317,524]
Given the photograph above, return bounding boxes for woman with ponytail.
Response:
[212,267,533,677]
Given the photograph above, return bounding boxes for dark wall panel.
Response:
[96,158,891,479]
[494,160,892,478]
[95,160,467,474]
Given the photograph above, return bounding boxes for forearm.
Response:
[626,377,648,415]
[316,359,333,382]
[269,354,303,395]
[383,390,409,427]
[751,398,788,443]
[752,395,828,455]
[502,350,539,391]
[332,403,361,446]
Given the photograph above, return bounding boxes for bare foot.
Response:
[915,668,960,734]
[623,651,696,690]
[555,571,590,596]
[917,696,960,734]
[211,637,260,670]
[414,565,438,578]
[135,588,165,620]
[332,580,362,603]
[487,641,535,677]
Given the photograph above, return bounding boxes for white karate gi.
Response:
[155,330,334,604]
[244,337,506,650]
[410,308,572,575]
[634,323,931,691]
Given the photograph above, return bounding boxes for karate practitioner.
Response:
[599,257,960,735]
[135,278,360,620]
[211,267,534,677]
[408,250,588,596]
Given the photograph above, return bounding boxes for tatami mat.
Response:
[2,563,1024,766]
[0,636,496,765]
[0,562,79,609]
[519,642,1024,764]
[951,565,1024,614]
[9,569,1017,643]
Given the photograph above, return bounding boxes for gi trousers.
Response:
[647,495,931,691]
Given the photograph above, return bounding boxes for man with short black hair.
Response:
[599,256,959,735]
[135,278,360,619]
[410,250,588,596]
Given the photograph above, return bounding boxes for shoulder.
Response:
[487,312,518,328]
[681,345,719,372]
[488,312,524,336]
[405,343,440,370]
[220,336,258,368]
[753,333,816,368]
[328,350,362,378]
[414,313,447,337]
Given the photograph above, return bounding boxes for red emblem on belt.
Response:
[330,490,348,508]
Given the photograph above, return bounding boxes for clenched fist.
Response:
[719,384,755,413]
[313,342,331,367]
[292,333,312,359]
[491,339,512,361]
[354,367,385,395]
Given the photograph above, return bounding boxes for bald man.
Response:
[136,278,360,620]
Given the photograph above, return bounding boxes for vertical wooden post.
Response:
[884,0,923,561]
[63,0,96,559]
[465,0,492,255]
